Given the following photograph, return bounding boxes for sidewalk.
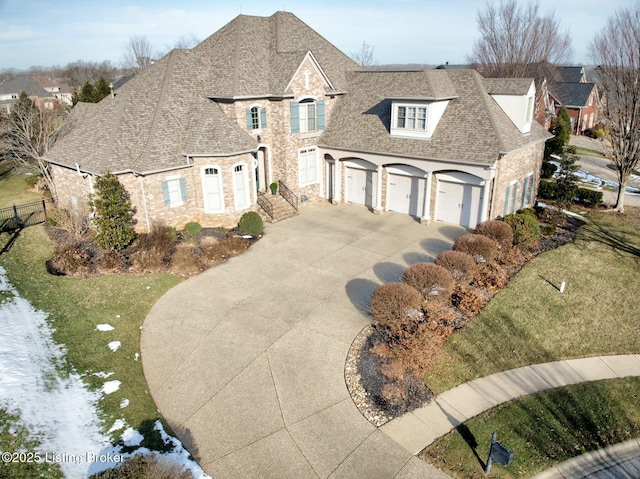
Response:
[380,355,640,455]
[532,438,640,479]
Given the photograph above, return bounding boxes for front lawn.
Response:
[422,377,640,479]
[423,208,640,394]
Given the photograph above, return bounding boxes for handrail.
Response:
[256,193,273,220]
[278,181,298,212]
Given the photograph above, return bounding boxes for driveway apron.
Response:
[142,203,462,479]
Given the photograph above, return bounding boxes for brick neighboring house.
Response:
[33,76,73,106]
[548,66,599,135]
[0,75,60,113]
[44,11,550,232]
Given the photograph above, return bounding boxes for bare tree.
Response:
[467,0,572,79]
[172,33,200,49]
[351,41,376,69]
[121,35,155,72]
[590,5,640,213]
[0,93,65,194]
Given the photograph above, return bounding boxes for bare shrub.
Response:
[47,204,89,239]
[434,250,477,284]
[91,453,195,479]
[389,319,453,374]
[402,263,454,305]
[473,263,509,293]
[452,284,488,317]
[97,249,127,273]
[132,222,176,272]
[170,245,203,276]
[379,359,407,381]
[200,236,249,263]
[453,234,499,264]
[369,282,423,333]
[381,382,407,408]
[475,219,513,248]
[46,240,96,276]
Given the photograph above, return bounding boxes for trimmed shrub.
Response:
[238,211,264,235]
[541,161,557,179]
[434,250,477,284]
[538,179,559,200]
[369,282,423,332]
[576,187,603,207]
[475,220,513,248]
[503,212,541,247]
[452,284,488,317]
[402,263,453,304]
[90,171,136,251]
[90,453,195,479]
[452,234,499,264]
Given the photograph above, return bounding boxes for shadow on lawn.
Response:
[438,311,640,476]
[578,220,640,259]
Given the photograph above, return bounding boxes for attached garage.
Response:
[344,159,377,208]
[435,172,484,228]
[386,165,428,218]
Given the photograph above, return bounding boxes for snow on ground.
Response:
[107,341,121,352]
[96,324,114,332]
[0,266,109,478]
[0,266,211,478]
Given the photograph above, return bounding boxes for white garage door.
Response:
[437,181,482,228]
[388,174,426,217]
[346,167,377,207]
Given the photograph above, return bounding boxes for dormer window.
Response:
[397,105,427,131]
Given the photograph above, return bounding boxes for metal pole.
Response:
[485,432,496,475]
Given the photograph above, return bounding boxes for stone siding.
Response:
[494,142,544,217]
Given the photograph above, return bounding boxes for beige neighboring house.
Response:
[0,75,60,113]
[33,76,73,106]
[44,11,551,232]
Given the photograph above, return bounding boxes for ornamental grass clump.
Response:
[434,250,477,284]
[452,234,499,264]
[402,263,454,305]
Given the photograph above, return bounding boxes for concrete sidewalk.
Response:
[381,355,640,455]
[532,438,640,479]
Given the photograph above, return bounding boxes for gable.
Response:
[285,51,335,96]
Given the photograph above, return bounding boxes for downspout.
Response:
[488,160,499,219]
[138,175,151,233]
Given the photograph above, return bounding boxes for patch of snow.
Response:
[115,314,120,318]
[134,352,140,361]
[119,398,129,409]
[122,427,144,447]
[96,324,114,331]
[0,266,109,478]
[102,380,121,395]
[108,340,121,352]
[108,418,126,433]
[93,371,114,379]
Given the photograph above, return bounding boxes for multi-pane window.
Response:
[396,106,427,131]
[250,107,260,130]
[246,106,266,130]
[162,177,188,207]
[290,99,325,134]
[299,99,316,133]
[299,148,318,186]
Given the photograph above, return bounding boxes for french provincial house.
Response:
[44,11,550,232]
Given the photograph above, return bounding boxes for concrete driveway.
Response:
[141,203,462,479]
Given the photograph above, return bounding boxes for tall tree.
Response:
[121,35,155,72]
[350,41,376,69]
[590,5,640,213]
[467,0,572,79]
[0,92,64,193]
[545,106,571,156]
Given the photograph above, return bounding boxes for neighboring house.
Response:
[33,76,73,106]
[547,66,599,135]
[44,11,550,232]
[0,75,59,113]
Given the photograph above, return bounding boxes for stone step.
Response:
[258,193,298,223]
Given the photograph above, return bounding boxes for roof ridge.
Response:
[133,51,179,171]
[469,70,507,153]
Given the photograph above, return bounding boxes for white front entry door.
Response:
[388,174,425,217]
[203,167,223,213]
[346,167,376,207]
[437,181,482,228]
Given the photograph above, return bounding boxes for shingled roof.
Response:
[0,75,53,98]
[45,11,360,175]
[319,69,551,165]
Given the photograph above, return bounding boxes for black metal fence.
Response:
[0,198,55,232]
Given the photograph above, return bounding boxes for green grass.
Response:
[421,209,640,477]
[573,146,606,159]
[606,163,640,177]
[422,378,640,479]
[423,210,640,395]
[0,225,182,440]
[0,168,44,208]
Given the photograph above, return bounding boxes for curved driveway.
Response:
[142,203,463,479]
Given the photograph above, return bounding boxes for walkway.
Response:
[142,203,462,479]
